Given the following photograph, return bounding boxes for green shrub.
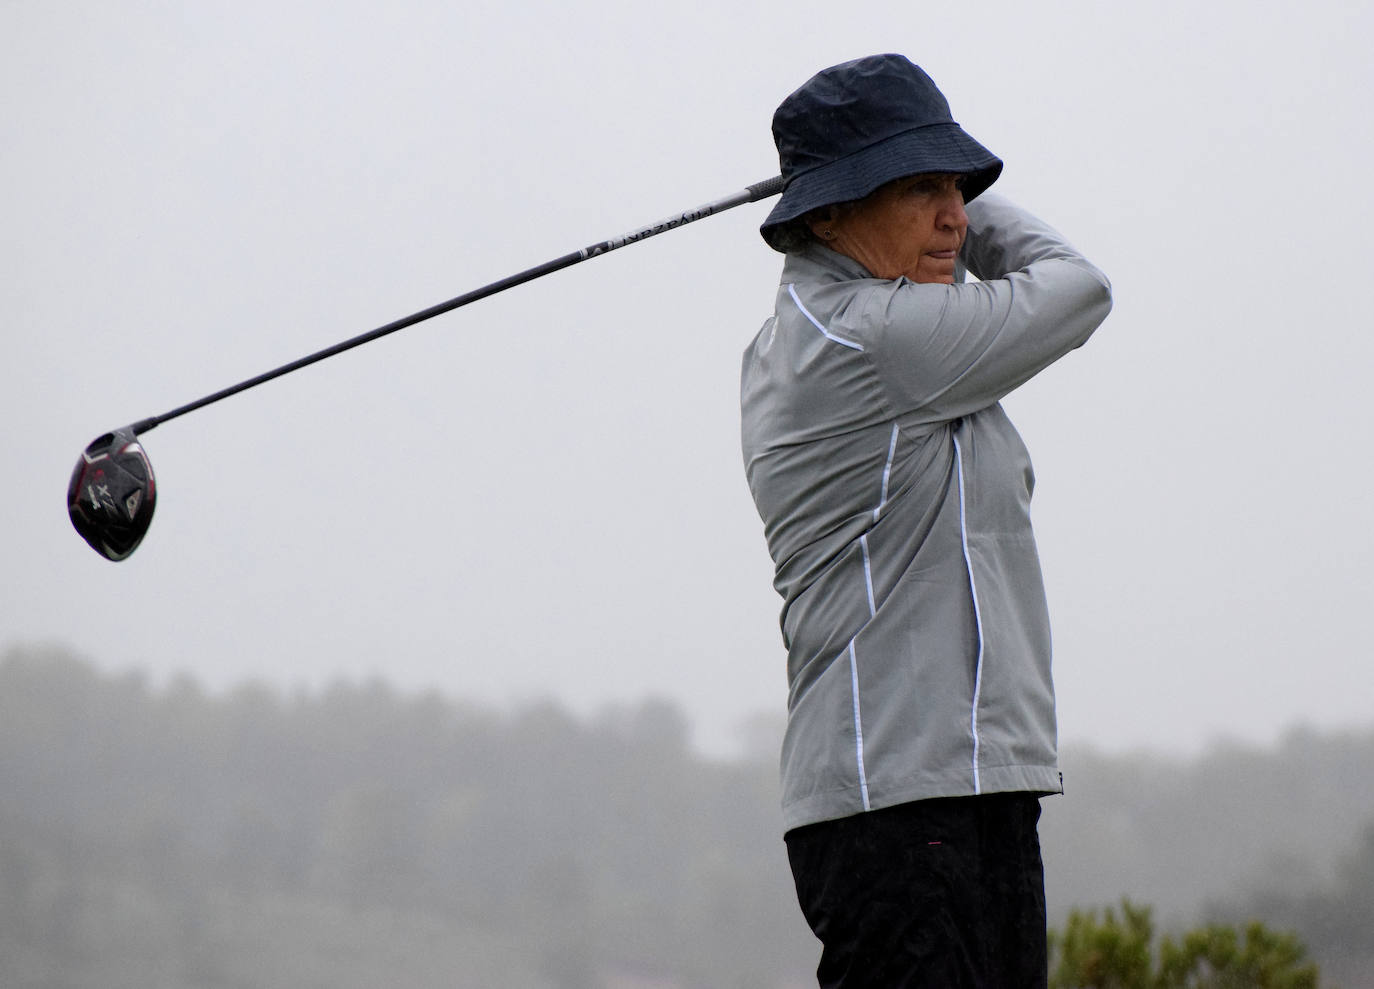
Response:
[1049,899,1320,989]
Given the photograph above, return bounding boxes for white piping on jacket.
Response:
[952,430,986,794]
[860,534,877,617]
[846,639,870,811]
[847,426,900,812]
[874,423,899,521]
[786,284,864,351]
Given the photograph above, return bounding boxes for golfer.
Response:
[740,55,1112,986]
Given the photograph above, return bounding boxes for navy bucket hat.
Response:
[760,54,1003,252]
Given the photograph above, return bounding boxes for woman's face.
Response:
[811,174,969,284]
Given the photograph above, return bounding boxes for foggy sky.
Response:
[5,0,1372,759]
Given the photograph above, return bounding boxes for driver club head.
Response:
[67,426,156,561]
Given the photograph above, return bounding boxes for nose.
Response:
[939,187,968,230]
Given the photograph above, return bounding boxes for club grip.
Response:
[747,175,785,202]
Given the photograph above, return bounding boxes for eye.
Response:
[906,175,961,197]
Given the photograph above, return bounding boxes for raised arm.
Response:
[866,193,1112,423]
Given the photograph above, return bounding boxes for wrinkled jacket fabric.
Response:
[740,194,1112,831]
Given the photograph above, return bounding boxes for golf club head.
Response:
[68,426,156,561]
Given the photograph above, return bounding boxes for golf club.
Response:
[68,174,785,561]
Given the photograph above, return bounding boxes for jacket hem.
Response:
[781,763,1062,832]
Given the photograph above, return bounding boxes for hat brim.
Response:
[760,122,1002,252]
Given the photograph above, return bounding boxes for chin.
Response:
[909,261,957,285]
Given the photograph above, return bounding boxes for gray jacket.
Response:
[740,194,1113,831]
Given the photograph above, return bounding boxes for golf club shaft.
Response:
[130,175,785,436]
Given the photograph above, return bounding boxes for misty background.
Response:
[4,0,1374,985]
[5,646,1374,987]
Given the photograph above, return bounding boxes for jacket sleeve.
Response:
[863,193,1113,423]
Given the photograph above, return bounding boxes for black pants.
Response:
[785,793,1047,989]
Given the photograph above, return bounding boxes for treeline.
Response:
[1042,726,1374,920]
[0,645,812,988]
[2,645,1373,987]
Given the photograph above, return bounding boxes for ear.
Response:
[804,206,840,241]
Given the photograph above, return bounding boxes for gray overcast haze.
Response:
[5,0,1373,760]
